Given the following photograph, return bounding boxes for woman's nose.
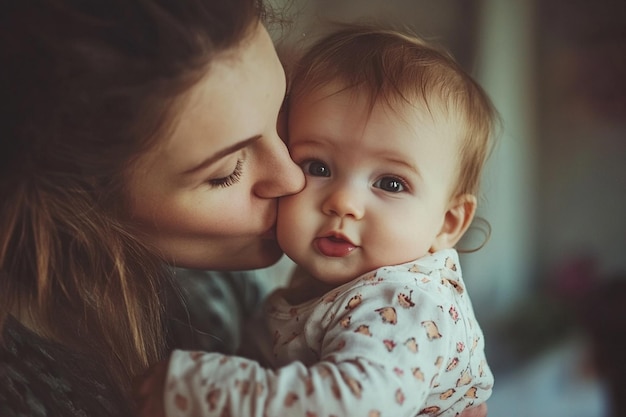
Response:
[254,134,305,198]
[321,183,365,220]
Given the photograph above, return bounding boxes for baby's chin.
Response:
[302,263,369,288]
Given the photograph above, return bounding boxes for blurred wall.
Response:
[534,0,626,283]
[463,0,537,319]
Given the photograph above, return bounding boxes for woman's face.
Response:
[126,24,304,270]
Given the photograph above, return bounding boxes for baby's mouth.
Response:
[314,235,357,257]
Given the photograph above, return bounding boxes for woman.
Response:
[0,1,488,416]
[1,1,301,415]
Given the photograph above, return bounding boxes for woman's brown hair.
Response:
[0,0,266,398]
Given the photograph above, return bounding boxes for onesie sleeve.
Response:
[163,277,471,417]
[314,278,462,416]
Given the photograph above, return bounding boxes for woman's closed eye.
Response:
[208,159,244,187]
[301,160,331,177]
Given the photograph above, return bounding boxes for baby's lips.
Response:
[315,236,357,257]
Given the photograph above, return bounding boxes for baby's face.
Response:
[277,82,465,286]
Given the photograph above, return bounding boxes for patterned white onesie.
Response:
[164,248,493,417]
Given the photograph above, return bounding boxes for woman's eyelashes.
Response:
[208,159,244,188]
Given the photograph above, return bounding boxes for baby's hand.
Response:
[133,358,170,417]
[459,403,488,417]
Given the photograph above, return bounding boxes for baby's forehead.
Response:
[290,80,464,149]
[294,76,451,112]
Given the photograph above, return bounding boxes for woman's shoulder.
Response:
[1,316,133,417]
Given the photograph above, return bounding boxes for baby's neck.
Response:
[282,266,337,305]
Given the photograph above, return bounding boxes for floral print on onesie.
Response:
[164,248,493,417]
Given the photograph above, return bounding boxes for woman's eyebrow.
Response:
[183,135,261,175]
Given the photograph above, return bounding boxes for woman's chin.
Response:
[217,239,284,271]
[253,240,285,269]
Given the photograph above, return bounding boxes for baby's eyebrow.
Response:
[183,135,261,175]
[381,155,422,178]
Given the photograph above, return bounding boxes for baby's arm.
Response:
[161,348,434,417]
[134,357,488,417]
[164,351,408,417]
[155,278,490,417]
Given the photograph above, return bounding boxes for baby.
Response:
[139,25,497,417]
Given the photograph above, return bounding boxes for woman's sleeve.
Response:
[163,281,467,417]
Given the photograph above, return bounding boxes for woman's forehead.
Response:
[132,24,285,175]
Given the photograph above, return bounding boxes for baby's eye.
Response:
[302,160,331,177]
[374,176,406,193]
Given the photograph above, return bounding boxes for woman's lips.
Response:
[315,236,357,257]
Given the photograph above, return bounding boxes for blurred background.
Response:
[265,0,626,415]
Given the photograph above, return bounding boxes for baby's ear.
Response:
[431,194,477,251]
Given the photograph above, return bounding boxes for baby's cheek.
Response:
[276,199,301,250]
[370,220,432,265]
